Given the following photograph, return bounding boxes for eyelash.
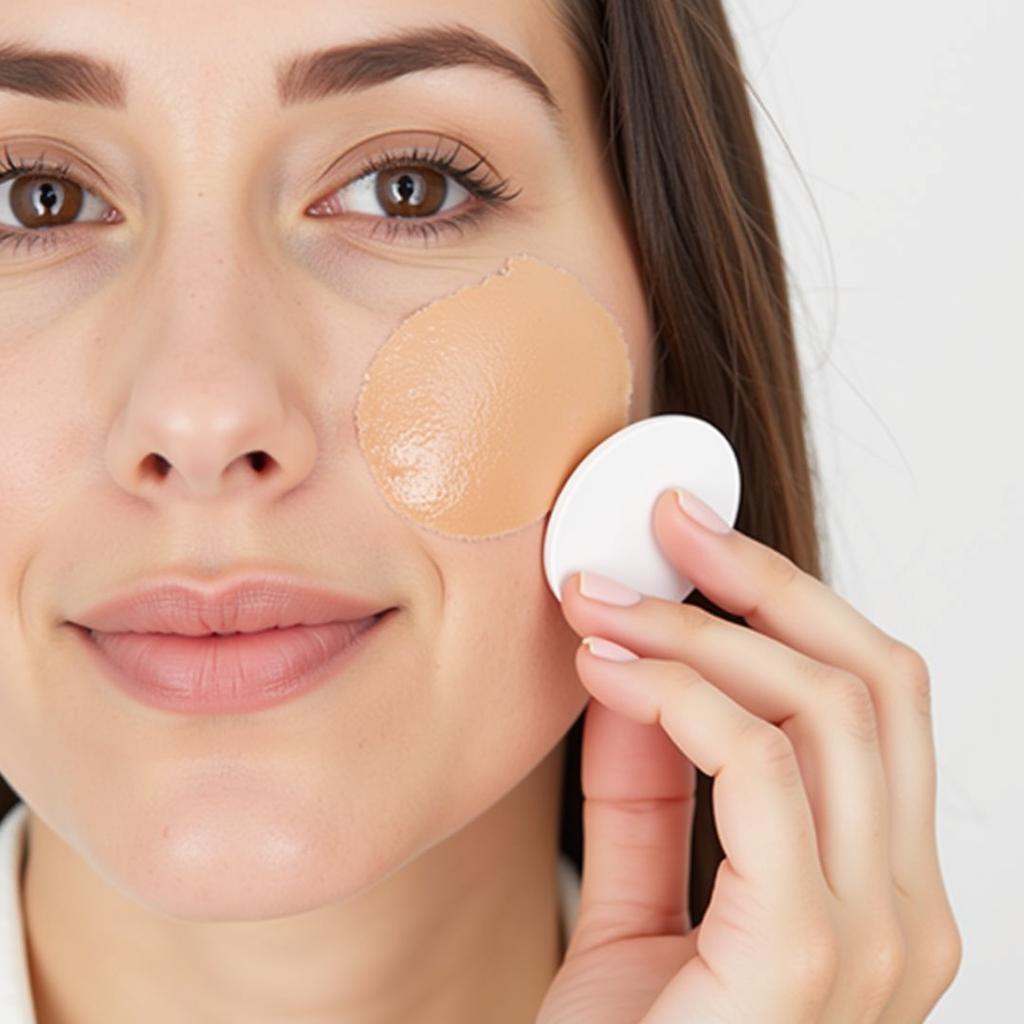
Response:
[0,139,522,256]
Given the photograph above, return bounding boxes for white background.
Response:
[724,0,1021,1016]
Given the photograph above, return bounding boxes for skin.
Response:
[539,492,963,1022]
[0,3,962,1024]
[0,2,653,1023]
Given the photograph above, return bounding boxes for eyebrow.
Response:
[0,24,564,134]
[0,39,127,108]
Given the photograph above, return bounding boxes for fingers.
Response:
[561,571,891,904]
[574,641,831,920]
[653,488,893,675]
[556,488,961,1018]
[568,696,697,957]
[639,487,961,1013]
[651,488,941,893]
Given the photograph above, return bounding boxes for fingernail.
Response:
[581,636,640,662]
[673,488,732,535]
[579,570,642,607]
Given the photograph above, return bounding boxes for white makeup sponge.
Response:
[542,414,742,603]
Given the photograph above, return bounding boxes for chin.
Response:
[82,792,412,923]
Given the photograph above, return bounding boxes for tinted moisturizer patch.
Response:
[354,254,634,540]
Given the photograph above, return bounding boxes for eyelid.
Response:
[0,144,116,205]
[313,135,517,202]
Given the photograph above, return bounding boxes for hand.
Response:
[536,488,962,1023]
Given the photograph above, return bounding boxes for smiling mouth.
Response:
[72,610,393,715]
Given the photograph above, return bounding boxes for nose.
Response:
[104,223,319,504]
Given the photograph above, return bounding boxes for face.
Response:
[0,0,653,918]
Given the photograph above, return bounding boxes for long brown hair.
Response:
[1,0,826,932]
[551,0,827,928]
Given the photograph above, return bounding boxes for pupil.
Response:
[35,182,60,216]
[393,173,421,205]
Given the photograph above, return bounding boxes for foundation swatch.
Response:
[354,254,634,540]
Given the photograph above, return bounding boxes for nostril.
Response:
[145,453,172,478]
[247,451,270,472]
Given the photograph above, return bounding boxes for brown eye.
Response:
[8,174,84,228]
[374,165,449,217]
[306,141,516,247]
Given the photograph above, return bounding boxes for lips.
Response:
[67,574,396,714]
[70,575,391,635]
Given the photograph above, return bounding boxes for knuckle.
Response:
[862,925,907,996]
[888,639,933,717]
[920,914,964,993]
[787,927,840,996]
[815,667,879,746]
[676,601,715,634]
[765,546,803,595]
[739,721,802,787]
[664,659,706,693]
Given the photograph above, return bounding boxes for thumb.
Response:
[568,694,696,957]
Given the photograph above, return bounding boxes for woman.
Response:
[0,0,961,1021]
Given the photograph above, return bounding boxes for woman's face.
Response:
[0,0,653,916]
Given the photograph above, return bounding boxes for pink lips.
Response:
[68,575,394,714]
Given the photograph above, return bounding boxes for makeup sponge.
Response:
[542,414,741,603]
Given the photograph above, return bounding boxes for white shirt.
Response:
[0,800,581,1022]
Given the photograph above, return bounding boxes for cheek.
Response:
[416,514,587,810]
[354,254,635,540]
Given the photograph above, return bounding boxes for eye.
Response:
[0,138,522,259]
[340,163,470,219]
[0,173,99,229]
[0,151,117,257]
[307,141,521,246]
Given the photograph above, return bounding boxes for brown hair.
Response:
[1,0,827,932]
[551,0,827,928]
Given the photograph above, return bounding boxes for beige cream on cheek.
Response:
[354,254,634,540]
